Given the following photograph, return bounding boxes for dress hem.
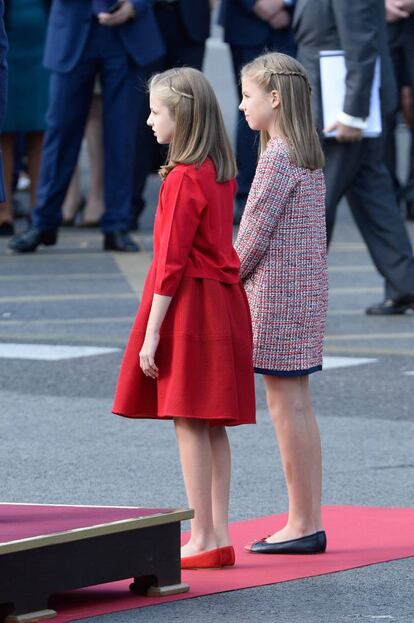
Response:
[254,364,322,377]
[112,410,255,427]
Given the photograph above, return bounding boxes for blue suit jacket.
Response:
[0,0,7,202]
[219,0,295,47]
[43,0,164,74]
[179,0,210,43]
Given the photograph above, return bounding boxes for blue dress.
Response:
[3,0,49,132]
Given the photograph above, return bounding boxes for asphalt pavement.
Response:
[0,30,413,623]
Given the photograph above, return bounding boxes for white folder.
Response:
[319,50,382,138]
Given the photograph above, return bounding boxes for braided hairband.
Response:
[170,85,194,99]
[268,70,312,93]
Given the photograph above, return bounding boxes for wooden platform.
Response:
[0,503,194,622]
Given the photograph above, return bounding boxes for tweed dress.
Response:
[235,137,328,376]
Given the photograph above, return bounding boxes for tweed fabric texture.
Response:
[235,137,328,373]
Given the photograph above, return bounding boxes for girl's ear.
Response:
[271,89,281,109]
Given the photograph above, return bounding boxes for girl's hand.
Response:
[139,332,160,379]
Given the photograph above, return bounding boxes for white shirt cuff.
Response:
[337,111,368,130]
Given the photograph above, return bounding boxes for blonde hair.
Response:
[149,68,237,182]
[241,53,325,170]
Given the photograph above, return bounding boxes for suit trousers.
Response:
[229,30,296,202]
[33,19,146,233]
[323,137,414,299]
[384,28,414,197]
[132,2,206,223]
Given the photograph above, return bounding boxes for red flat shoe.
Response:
[181,545,235,570]
[219,545,235,566]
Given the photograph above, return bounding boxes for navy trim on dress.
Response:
[254,364,322,377]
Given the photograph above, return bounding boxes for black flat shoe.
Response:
[317,530,327,552]
[103,231,140,252]
[0,222,15,237]
[247,531,326,555]
[366,294,414,315]
[8,227,58,253]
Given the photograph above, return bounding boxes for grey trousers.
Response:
[323,137,414,299]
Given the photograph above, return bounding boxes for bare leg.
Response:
[174,418,217,556]
[209,426,231,547]
[26,131,44,211]
[264,375,323,543]
[83,94,104,224]
[0,133,15,225]
[62,164,84,222]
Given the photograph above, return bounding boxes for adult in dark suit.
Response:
[9,0,164,253]
[384,0,414,220]
[219,0,297,220]
[131,0,211,230]
[154,0,210,69]
[0,0,7,205]
[294,0,414,314]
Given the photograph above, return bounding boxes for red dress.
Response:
[112,159,256,427]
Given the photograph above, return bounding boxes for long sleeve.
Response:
[131,0,154,15]
[332,0,379,119]
[236,0,256,13]
[235,147,296,280]
[154,169,207,297]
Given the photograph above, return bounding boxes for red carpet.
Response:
[2,505,414,622]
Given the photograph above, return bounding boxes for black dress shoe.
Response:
[103,231,140,252]
[8,227,58,253]
[247,531,326,555]
[0,222,15,237]
[366,294,414,315]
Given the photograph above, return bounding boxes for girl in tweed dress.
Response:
[235,53,329,555]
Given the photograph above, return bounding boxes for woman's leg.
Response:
[0,133,16,225]
[83,94,104,224]
[209,426,231,547]
[174,418,217,556]
[264,375,323,542]
[26,131,44,210]
[62,164,84,222]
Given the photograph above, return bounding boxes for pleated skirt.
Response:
[113,264,256,427]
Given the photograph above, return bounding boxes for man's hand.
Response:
[324,121,363,143]
[268,8,291,29]
[397,0,414,12]
[401,86,413,129]
[253,0,285,22]
[385,0,411,22]
[98,0,135,27]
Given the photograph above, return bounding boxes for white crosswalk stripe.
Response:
[323,356,377,370]
[0,343,120,361]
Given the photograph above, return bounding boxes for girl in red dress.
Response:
[112,67,255,569]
